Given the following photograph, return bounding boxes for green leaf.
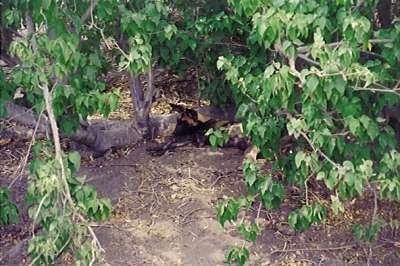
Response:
[216,56,225,70]
[0,187,19,225]
[237,222,260,242]
[205,128,214,136]
[245,171,257,188]
[216,198,242,227]
[68,152,81,172]
[330,195,345,215]
[353,222,381,243]
[164,24,177,40]
[288,212,299,230]
[353,224,364,241]
[316,171,326,181]
[345,116,360,135]
[359,115,370,129]
[367,121,380,141]
[295,151,306,168]
[264,65,275,78]
[333,76,346,95]
[109,93,119,111]
[306,75,319,94]
[209,135,217,148]
[288,204,326,231]
[226,246,249,266]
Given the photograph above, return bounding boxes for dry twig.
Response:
[269,244,356,256]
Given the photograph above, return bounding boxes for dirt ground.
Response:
[85,143,247,266]
[0,137,400,265]
[79,143,400,266]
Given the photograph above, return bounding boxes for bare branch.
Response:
[299,131,339,168]
[297,39,393,54]
[353,86,400,97]
[8,108,44,189]
[41,83,74,205]
[80,0,99,25]
[273,43,308,84]
[370,182,379,224]
[25,11,38,51]
[270,244,356,256]
[297,54,320,67]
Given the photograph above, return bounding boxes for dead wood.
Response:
[2,101,179,154]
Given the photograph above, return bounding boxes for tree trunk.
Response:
[128,69,156,137]
[0,9,20,66]
[377,0,392,29]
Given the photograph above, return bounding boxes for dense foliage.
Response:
[1,0,400,264]
[215,0,400,263]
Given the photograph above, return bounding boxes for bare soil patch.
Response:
[85,143,400,266]
[82,143,246,266]
[0,137,400,265]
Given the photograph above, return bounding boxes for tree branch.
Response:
[297,53,320,67]
[128,74,144,114]
[299,131,339,168]
[297,39,393,54]
[8,109,44,189]
[353,86,400,97]
[142,68,156,122]
[25,11,38,51]
[80,0,99,25]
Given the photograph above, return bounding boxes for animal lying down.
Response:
[146,103,254,156]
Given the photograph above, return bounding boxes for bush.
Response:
[1,0,400,264]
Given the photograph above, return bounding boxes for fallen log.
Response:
[2,102,179,155]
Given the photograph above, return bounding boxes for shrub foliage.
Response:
[1,0,400,264]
